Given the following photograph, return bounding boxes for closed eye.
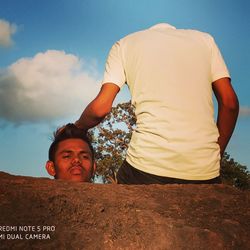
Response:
[62,154,71,159]
[81,154,91,160]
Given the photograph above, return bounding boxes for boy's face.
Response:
[46,138,94,182]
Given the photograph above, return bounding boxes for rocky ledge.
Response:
[0,171,249,249]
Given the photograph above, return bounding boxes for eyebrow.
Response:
[59,150,91,155]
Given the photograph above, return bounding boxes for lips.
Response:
[69,166,83,175]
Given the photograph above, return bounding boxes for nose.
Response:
[72,155,81,164]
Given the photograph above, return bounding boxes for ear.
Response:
[92,161,97,176]
[45,161,56,177]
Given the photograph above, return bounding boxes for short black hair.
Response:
[48,123,94,162]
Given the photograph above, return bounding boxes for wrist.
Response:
[75,120,87,131]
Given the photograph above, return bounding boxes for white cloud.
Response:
[239,106,250,118]
[0,50,100,124]
[0,19,17,47]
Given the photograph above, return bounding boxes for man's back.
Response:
[76,23,238,184]
[103,23,230,180]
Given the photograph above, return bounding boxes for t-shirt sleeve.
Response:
[209,35,230,82]
[102,41,126,88]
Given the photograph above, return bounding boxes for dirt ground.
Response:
[0,171,249,250]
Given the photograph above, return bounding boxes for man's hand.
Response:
[212,77,239,157]
[54,123,87,138]
[75,83,120,131]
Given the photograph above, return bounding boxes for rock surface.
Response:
[0,171,249,250]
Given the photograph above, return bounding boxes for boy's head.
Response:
[46,124,95,182]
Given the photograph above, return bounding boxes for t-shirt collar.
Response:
[149,23,176,31]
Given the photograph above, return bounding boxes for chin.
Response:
[70,175,89,183]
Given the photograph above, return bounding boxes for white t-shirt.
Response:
[102,23,230,180]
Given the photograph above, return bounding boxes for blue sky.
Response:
[0,0,249,178]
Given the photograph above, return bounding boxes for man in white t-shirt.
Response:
[75,23,239,184]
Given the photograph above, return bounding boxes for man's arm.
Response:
[212,77,239,157]
[75,83,120,131]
